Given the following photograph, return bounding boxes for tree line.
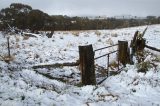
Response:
[0,3,160,31]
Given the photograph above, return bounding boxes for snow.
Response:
[0,24,160,106]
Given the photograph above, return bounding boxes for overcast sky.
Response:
[0,0,160,17]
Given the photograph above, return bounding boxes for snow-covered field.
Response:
[0,25,160,106]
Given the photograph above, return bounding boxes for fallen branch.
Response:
[32,61,79,69]
[23,33,37,38]
[33,69,66,82]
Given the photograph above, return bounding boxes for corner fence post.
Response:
[118,41,130,66]
[79,45,96,85]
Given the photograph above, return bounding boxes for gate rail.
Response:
[94,44,118,52]
[93,44,121,79]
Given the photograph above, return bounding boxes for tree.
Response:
[146,16,157,24]
[0,3,32,29]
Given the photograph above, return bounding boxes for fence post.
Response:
[118,40,130,66]
[7,37,11,57]
[79,44,96,85]
[107,54,110,77]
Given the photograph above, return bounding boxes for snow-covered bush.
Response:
[95,30,101,36]
[111,32,118,37]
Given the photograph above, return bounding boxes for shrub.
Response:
[136,51,157,73]
[136,61,152,73]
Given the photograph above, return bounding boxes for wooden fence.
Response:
[79,40,130,85]
[31,29,160,86]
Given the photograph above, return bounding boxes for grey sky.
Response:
[0,0,160,17]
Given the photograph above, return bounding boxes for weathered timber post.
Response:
[79,45,96,85]
[7,37,11,57]
[107,54,110,77]
[130,31,139,55]
[136,39,146,52]
[118,41,130,66]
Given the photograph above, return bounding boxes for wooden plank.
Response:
[32,62,79,69]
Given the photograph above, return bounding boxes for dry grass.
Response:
[15,36,20,42]
[154,55,160,62]
[72,31,79,36]
[15,43,20,49]
[1,55,15,63]
[63,32,69,35]
[106,38,114,45]
[109,61,119,70]
[23,36,30,40]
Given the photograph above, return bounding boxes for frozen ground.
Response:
[0,24,160,106]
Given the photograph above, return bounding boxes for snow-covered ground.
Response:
[0,25,160,106]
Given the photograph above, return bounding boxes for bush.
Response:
[137,61,152,73]
[136,51,157,73]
